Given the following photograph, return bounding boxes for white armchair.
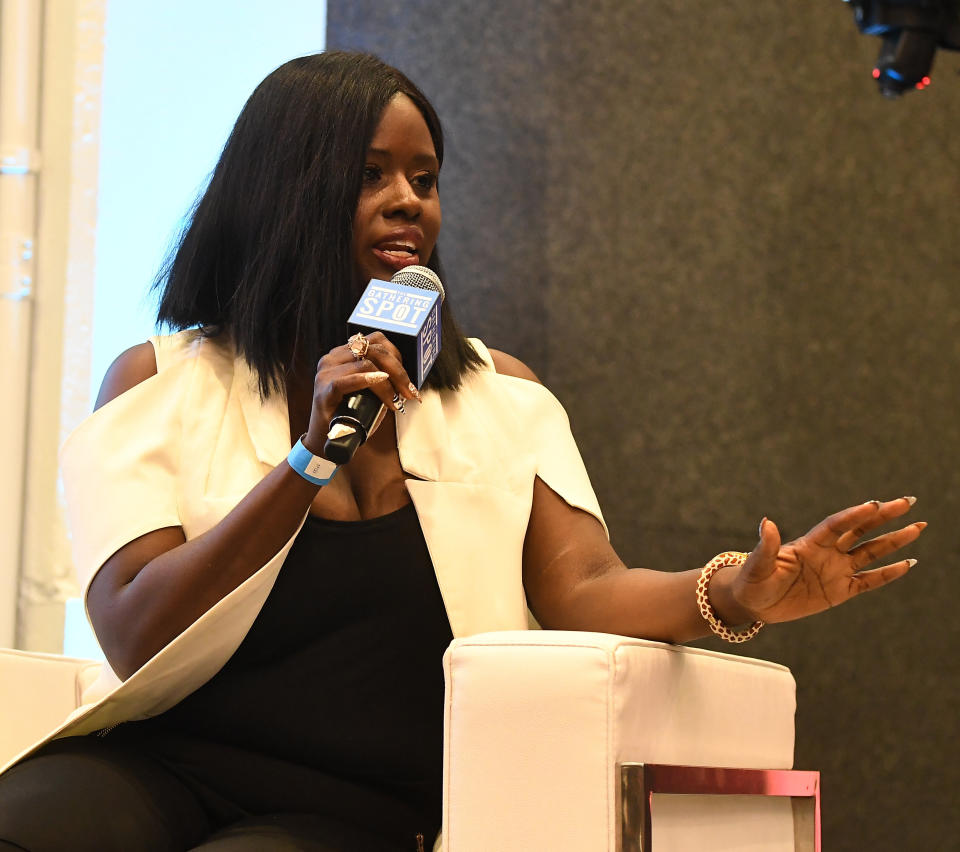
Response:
[1,632,819,851]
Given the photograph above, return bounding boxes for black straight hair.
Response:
[154,51,483,397]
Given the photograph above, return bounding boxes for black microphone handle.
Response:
[322,388,386,465]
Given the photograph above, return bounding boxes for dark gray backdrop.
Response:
[329,3,959,849]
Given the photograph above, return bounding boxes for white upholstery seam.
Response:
[453,638,790,674]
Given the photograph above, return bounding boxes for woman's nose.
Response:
[383,176,420,218]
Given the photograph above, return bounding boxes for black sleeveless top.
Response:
[124,501,453,845]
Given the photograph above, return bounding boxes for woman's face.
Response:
[352,94,442,284]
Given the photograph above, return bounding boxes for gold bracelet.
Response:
[695,551,765,643]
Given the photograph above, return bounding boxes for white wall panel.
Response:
[14,0,327,652]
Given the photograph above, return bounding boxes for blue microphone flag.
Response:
[348,278,442,388]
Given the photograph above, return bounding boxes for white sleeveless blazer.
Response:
[7,331,605,767]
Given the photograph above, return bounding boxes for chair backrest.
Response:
[0,648,99,770]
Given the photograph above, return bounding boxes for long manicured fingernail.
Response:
[408,382,422,403]
[914,521,927,530]
[903,495,917,506]
[758,517,767,537]
[392,392,405,414]
[905,558,918,568]
[364,371,390,384]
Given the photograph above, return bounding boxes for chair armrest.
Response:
[442,631,798,852]
[0,648,99,768]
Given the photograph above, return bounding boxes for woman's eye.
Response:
[362,165,382,183]
[413,172,437,191]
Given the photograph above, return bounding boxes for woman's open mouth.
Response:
[372,241,421,271]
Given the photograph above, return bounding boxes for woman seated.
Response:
[0,51,923,852]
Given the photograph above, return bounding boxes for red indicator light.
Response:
[872,68,881,78]
[922,76,931,86]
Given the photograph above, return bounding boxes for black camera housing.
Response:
[844,0,960,95]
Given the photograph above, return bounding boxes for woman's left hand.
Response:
[730,497,925,625]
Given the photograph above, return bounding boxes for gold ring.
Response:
[348,332,369,360]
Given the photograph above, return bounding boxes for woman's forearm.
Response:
[536,562,754,644]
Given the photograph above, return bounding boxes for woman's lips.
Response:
[372,246,421,271]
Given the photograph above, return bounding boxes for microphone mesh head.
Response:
[390,265,445,303]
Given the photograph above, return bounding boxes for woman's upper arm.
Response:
[522,477,623,629]
[86,342,187,654]
[488,348,620,623]
[94,341,159,410]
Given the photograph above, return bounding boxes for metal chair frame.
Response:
[618,763,821,852]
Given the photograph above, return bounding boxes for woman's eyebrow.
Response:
[367,147,439,169]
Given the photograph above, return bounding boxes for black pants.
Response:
[0,737,416,852]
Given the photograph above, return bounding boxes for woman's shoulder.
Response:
[465,337,541,385]
[93,329,228,411]
[94,342,159,411]
[487,348,541,384]
[458,345,571,430]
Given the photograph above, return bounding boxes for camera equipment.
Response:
[843,0,960,96]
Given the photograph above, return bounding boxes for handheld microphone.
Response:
[322,266,444,464]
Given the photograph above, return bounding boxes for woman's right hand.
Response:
[304,331,420,455]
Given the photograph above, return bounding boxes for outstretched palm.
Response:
[733,497,924,625]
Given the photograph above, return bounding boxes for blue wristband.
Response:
[287,435,339,486]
